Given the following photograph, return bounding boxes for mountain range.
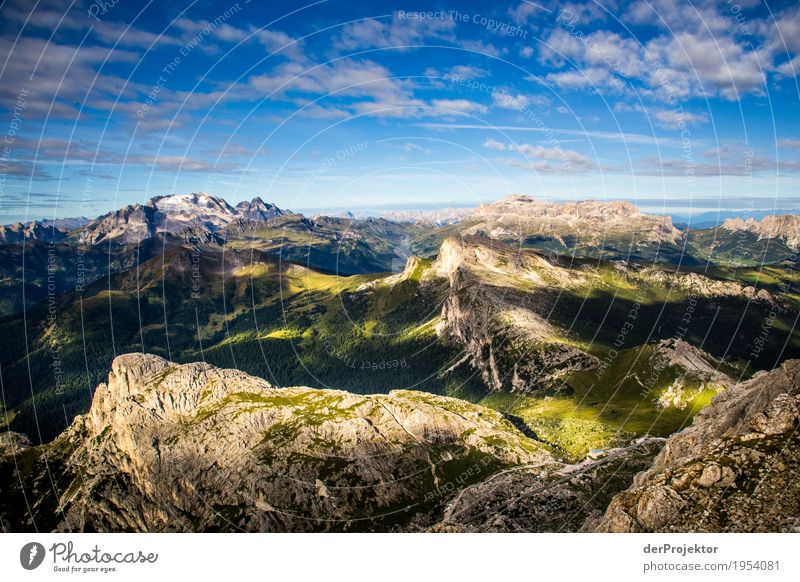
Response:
[5,193,800,258]
[0,192,798,532]
[3,193,795,319]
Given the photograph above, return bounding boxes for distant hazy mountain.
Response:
[0,221,69,244]
[379,206,472,226]
[409,196,799,266]
[673,208,800,229]
[234,197,285,222]
[39,216,90,230]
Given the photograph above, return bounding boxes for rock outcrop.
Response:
[648,339,735,409]
[431,438,665,532]
[722,215,800,249]
[434,236,599,392]
[0,221,69,244]
[590,359,800,532]
[464,195,681,245]
[4,354,554,532]
[640,269,776,305]
[2,356,798,533]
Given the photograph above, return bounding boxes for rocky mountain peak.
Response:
[0,220,69,244]
[149,192,237,221]
[76,193,284,245]
[433,235,568,284]
[465,196,680,244]
[590,359,800,532]
[23,353,555,532]
[235,196,284,222]
[722,214,800,248]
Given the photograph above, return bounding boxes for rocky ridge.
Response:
[2,356,798,533]
[433,236,599,392]
[464,195,681,244]
[3,354,554,532]
[722,215,800,249]
[589,359,800,532]
[77,193,285,245]
[0,221,69,244]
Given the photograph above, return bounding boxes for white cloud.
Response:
[400,142,432,154]
[0,36,140,120]
[252,29,304,59]
[652,108,708,129]
[614,103,708,129]
[482,139,507,151]
[511,143,595,167]
[337,13,455,50]
[418,122,681,146]
[508,1,551,24]
[460,39,506,57]
[613,102,645,113]
[482,139,600,173]
[492,91,550,110]
[538,29,583,66]
[645,32,765,99]
[546,67,626,92]
[537,3,795,101]
[492,92,529,109]
[445,65,488,80]
[776,55,800,78]
[634,155,800,176]
[430,99,488,115]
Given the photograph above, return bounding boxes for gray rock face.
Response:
[434,236,600,392]
[15,354,554,532]
[722,215,800,248]
[234,197,284,222]
[465,195,681,244]
[0,221,69,244]
[77,193,284,245]
[78,203,157,244]
[0,431,30,456]
[591,359,800,532]
[432,438,665,533]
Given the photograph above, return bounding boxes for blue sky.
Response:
[0,0,799,222]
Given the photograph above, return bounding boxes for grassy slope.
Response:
[0,246,484,442]
[2,238,797,457]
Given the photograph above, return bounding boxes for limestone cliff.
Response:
[433,236,599,392]
[465,195,681,244]
[1,354,553,532]
[589,359,800,532]
[722,215,800,249]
